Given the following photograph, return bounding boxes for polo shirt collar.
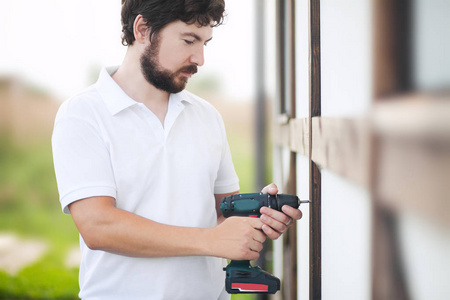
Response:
[96,66,137,115]
[96,66,193,115]
[171,90,194,106]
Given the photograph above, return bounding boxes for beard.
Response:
[140,36,198,94]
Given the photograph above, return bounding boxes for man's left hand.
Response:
[259,183,303,240]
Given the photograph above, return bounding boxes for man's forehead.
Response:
[180,32,213,43]
[164,20,213,41]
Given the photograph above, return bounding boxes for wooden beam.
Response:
[371,206,410,300]
[309,0,321,298]
[372,93,450,140]
[311,117,370,188]
[373,0,412,98]
[272,116,290,148]
[309,162,321,300]
[372,0,435,298]
[374,135,450,226]
[273,117,309,156]
[276,0,286,115]
[372,94,450,227]
[289,117,309,156]
[273,94,450,225]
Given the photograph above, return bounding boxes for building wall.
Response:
[271,0,450,299]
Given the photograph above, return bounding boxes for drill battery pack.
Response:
[224,260,280,294]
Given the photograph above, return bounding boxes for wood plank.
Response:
[276,0,286,115]
[272,115,290,148]
[372,1,437,298]
[372,94,450,226]
[372,93,450,140]
[308,0,321,298]
[289,117,310,156]
[374,135,450,226]
[373,0,412,98]
[371,206,410,300]
[311,117,370,188]
[309,162,321,300]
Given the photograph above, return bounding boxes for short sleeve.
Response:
[52,115,116,214]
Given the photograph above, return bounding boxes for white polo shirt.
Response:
[52,66,239,300]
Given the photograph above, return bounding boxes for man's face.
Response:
[140,21,213,93]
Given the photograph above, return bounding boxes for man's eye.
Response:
[184,40,194,45]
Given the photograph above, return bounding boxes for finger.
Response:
[260,207,291,225]
[281,205,303,221]
[246,251,260,261]
[242,231,265,253]
[249,238,264,253]
[261,183,278,195]
[248,217,264,230]
[253,230,267,244]
[261,224,281,240]
[260,213,288,234]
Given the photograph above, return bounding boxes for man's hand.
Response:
[205,216,266,261]
[259,183,303,240]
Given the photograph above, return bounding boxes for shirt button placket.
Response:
[139,104,164,144]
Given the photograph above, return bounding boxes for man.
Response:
[52,0,302,299]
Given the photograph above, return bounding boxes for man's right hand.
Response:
[204,216,266,261]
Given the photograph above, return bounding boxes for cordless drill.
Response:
[219,192,309,294]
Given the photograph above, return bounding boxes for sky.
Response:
[0,0,273,101]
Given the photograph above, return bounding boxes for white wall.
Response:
[320,0,373,299]
[321,171,372,300]
[398,213,450,300]
[412,0,450,91]
[321,0,373,118]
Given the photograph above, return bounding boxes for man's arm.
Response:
[69,195,267,261]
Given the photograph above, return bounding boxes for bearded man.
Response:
[52,1,302,299]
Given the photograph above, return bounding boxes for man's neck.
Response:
[113,48,170,124]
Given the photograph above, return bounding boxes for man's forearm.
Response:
[70,195,268,261]
[69,196,212,258]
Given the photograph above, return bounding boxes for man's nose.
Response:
[189,46,205,67]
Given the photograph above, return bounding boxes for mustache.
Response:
[178,65,198,75]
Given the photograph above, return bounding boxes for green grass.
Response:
[0,257,79,300]
[0,136,79,299]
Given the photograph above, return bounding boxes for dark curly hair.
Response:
[120,0,226,46]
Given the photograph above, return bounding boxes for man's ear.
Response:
[133,15,150,44]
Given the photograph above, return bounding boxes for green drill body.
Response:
[219,193,306,294]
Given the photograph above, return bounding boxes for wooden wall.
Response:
[271,0,450,299]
